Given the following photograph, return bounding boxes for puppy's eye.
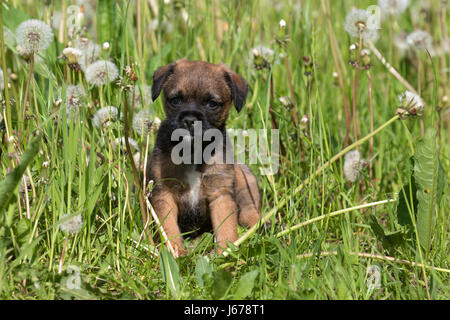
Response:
[207,100,220,109]
[169,97,182,106]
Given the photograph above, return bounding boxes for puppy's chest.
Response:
[180,169,204,209]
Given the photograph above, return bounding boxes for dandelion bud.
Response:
[300,114,310,135]
[62,47,82,71]
[279,96,293,109]
[303,55,313,76]
[348,43,359,67]
[125,65,138,82]
[76,5,85,28]
[10,73,18,81]
[332,71,339,86]
[360,48,371,70]
[54,98,63,107]
[395,90,425,119]
[102,42,110,51]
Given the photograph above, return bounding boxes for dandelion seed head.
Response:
[396,90,424,118]
[343,150,366,182]
[85,60,119,86]
[74,38,101,71]
[132,108,156,136]
[60,85,85,121]
[92,106,119,128]
[16,19,53,55]
[406,30,432,51]
[59,214,83,235]
[127,84,152,108]
[344,9,379,42]
[378,0,410,16]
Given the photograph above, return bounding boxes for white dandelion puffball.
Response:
[85,60,119,86]
[343,150,366,182]
[406,30,432,51]
[344,9,379,42]
[74,39,101,71]
[0,68,4,91]
[394,32,410,56]
[61,85,85,120]
[133,108,156,136]
[92,106,119,128]
[16,19,53,55]
[112,137,139,152]
[378,0,410,16]
[127,84,152,108]
[398,90,424,116]
[59,214,83,235]
[251,45,275,61]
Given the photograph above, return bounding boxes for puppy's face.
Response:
[151,60,248,134]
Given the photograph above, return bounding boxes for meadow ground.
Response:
[0,0,448,300]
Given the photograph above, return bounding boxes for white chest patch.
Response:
[184,169,202,208]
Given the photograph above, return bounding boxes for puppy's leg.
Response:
[150,189,186,257]
[209,192,239,254]
[234,164,261,228]
[204,166,239,254]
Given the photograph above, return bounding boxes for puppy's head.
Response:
[151,60,248,133]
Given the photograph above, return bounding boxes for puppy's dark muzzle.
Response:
[176,109,205,131]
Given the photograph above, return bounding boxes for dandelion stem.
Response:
[368,71,374,181]
[296,251,450,274]
[0,5,12,137]
[276,199,396,238]
[21,54,35,133]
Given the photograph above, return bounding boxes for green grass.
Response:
[0,0,448,300]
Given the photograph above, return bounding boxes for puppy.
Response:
[147,60,261,257]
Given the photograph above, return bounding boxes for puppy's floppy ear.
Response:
[151,62,176,101]
[222,65,249,113]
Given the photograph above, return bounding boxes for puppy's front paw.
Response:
[169,242,187,258]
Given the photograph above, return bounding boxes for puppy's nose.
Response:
[182,115,199,129]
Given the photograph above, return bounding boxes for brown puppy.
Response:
[147,60,261,257]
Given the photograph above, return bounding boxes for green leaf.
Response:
[413,128,446,253]
[195,256,213,287]
[233,269,259,300]
[369,216,404,252]
[212,270,232,299]
[397,177,418,229]
[0,134,42,212]
[159,247,181,298]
